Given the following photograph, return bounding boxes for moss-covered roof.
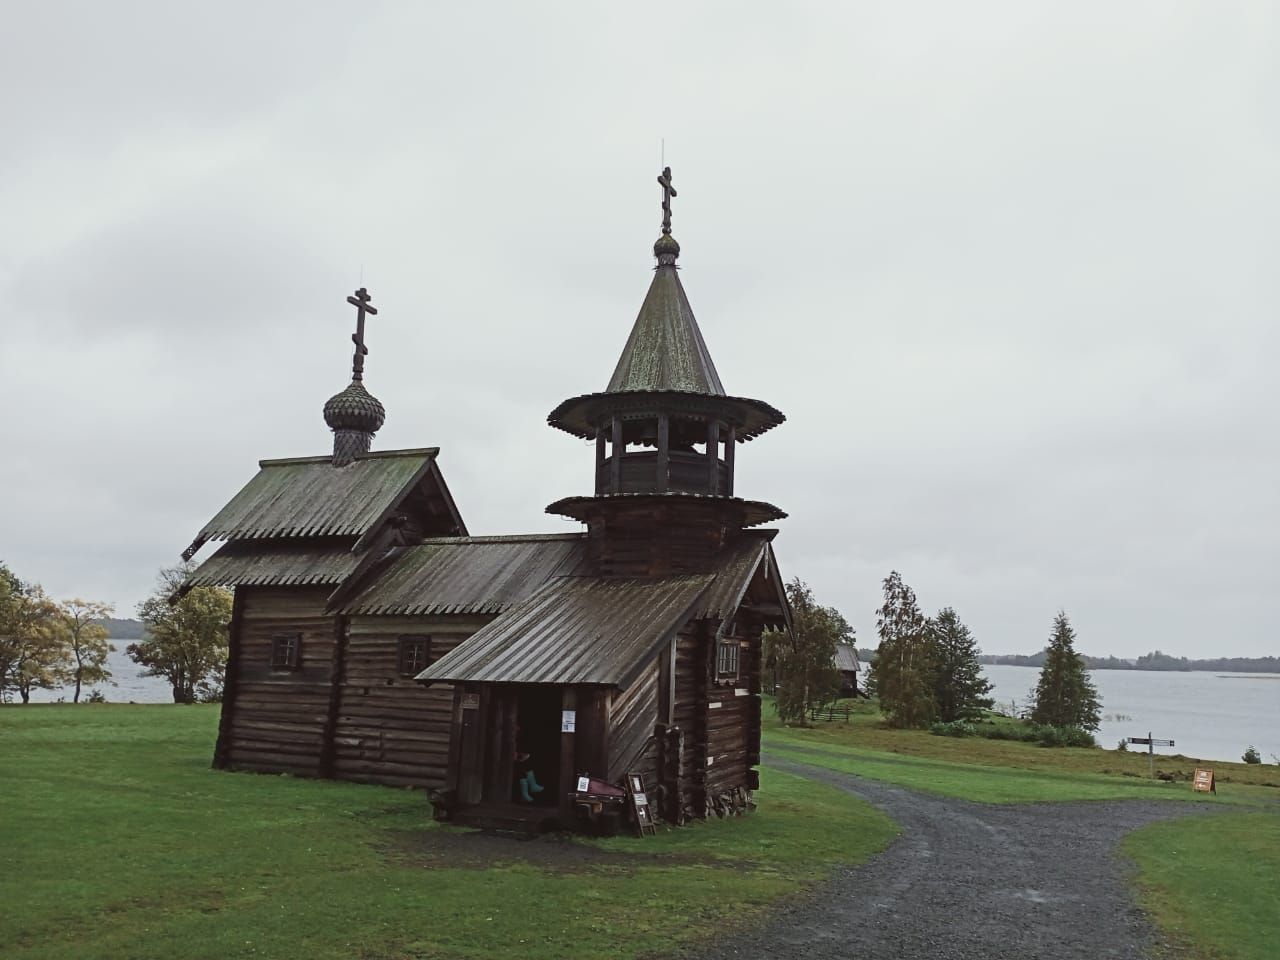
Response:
[606,264,724,395]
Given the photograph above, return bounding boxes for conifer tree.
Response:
[1030,611,1101,730]
[873,571,937,728]
[929,607,994,722]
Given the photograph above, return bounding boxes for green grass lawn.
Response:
[0,705,898,960]
[1124,813,1280,960]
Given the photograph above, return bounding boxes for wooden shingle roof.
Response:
[606,264,724,395]
[340,535,589,616]
[183,448,455,559]
[182,539,360,591]
[416,574,715,688]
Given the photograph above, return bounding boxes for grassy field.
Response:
[763,699,1280,960]
[0,704,897,960]
[764,699,1280,793]
[1124,812,1280,960]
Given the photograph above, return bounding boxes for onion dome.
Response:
[324,380,386,434]
[653,233,680,265]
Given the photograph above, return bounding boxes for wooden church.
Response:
[181,169,792,831]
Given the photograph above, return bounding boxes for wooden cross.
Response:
[657,166,677,235]
[345,287,378,381]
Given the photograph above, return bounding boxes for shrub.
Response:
[85,690,107,704]
[1117,738,1128,752]
[930,720,977,738]
[1243,745,1262,764]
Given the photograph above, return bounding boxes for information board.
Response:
[1193,768,1216,794]
[626,772,656,837]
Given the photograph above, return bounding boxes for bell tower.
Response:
[546,168,787,575]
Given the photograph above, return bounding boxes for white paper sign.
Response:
[576,776,590,792]
[633,792,647,806]
[561,709,576,733]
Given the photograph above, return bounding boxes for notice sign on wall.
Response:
[561,710,576,733]
[461,694,479,710]
[1193,768,1216,794]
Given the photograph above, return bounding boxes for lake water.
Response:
[983,664,1280,765]
[22,646,174,704]
[18,650,1280,765]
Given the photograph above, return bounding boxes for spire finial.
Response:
[654,167,681,265]
[345,287,378,382]
[657,166,677,236]
[326,287,385,466]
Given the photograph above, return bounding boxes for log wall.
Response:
[217,587,496,789]
[334,613,491,788]
[220,586,337,777]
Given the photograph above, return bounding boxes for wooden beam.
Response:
[724,425,736,497]
[706,419,720,495]
[444,686,465,795]
[595,430,607,495]
[610,417,623,494]
[317,614,348,778]
[656,414,670,493]
[558,687,578,825]
[212,589,246,770]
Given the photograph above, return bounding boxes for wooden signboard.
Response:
[626,772,657,837]
[1193,768,1216,794]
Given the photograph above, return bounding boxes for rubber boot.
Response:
[519,776,532,803]
[528,771,544,794]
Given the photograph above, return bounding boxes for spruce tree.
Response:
[929,607,994,722]
[1030,611,1101,730]
[874,571,937,728]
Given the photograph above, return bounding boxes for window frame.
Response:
[270,632,301,671]
[715,637,741,679]
[397,635,431,677]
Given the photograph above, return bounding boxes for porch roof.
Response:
[415,574,714,688]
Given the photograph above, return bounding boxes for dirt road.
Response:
[699,753,1213,960]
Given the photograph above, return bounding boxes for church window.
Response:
[398,636,431,676]
[270,633,301,670]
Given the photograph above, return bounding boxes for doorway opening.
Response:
[514,686,561,808]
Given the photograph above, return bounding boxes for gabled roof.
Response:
[835,644,861,673]
[606,265,724,395]
[182,539,360,591]
[692,532,780,622]
[340,534,589,616]
[182,448,465,560]
[416,574,715,688]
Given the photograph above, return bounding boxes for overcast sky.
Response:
[2,2,1276,658]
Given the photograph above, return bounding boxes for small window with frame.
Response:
[398,635,431,676]
[716,638,740,678]
[270,632,301,671]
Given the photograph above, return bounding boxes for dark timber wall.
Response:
[334,614,489,788]
[216,587,496,789]
[217,586,337,777]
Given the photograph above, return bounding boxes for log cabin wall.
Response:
[335,613,494,788]
[218,586,338,777]
[606,659,660,784]
[586,501,734,577]
[671,624,709,816]
[705,614,764,801]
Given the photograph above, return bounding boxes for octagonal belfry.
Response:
[546,168,787,574]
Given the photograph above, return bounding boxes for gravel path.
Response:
[699,752,1216,960]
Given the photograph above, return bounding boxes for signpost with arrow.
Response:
[1126,731,1175,779]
